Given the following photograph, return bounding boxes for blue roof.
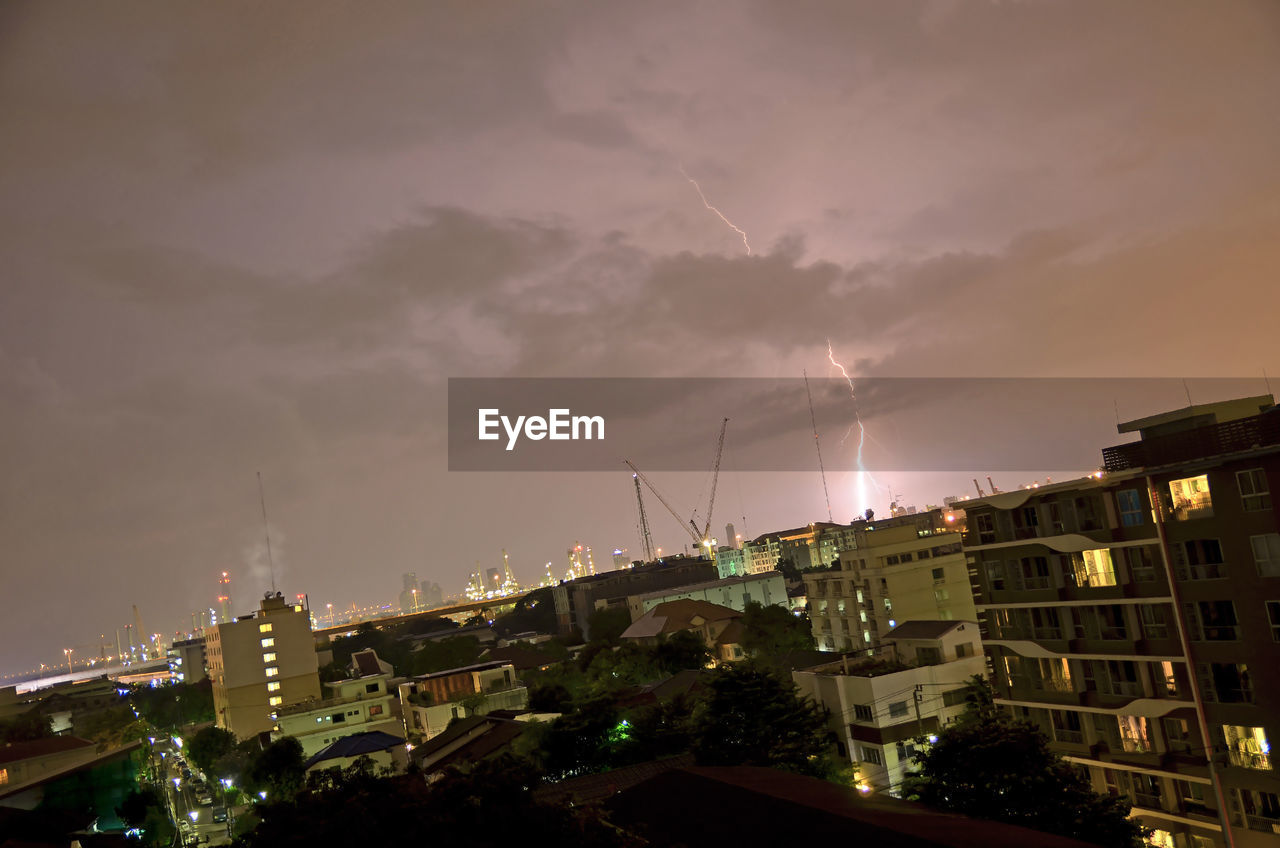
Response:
[304,731,405,768]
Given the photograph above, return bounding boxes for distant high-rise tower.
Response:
[399,572,421,613]
[217,571,232,623]
[612,548,630,570]
[725,523,738,549]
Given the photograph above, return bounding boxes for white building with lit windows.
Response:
[792,620,985,795]
[206,591,321,740]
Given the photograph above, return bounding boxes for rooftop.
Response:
[304,731,405,768]
[884,621,972,641]
[0,736,95,766]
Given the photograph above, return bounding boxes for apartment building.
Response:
[961,395,1280,848]
[398,660,527,741]
[206,592,321,740]
[626,571,788,622]
[804,510,971,652]
[793,620,985,794]
[272,650,401,756]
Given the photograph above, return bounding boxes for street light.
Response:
[63,648,73,675]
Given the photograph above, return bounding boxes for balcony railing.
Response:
[1102,411,1280,472]
[1176,562,1227,581]
[1230,750,1272,771]
[1246,814,1280,834]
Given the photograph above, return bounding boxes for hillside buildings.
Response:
[960,395,1280,848]
[207,592,321,740]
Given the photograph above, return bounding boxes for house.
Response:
[620,600,745,663]
[303,730,408,775]
[271,649,402,756]
[397,661,527,742]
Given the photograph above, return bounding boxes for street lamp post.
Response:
[63,648,73,675]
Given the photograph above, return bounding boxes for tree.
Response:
[0,710,52,744]
[902,678,1145,848]
[652,631,711,674]
[691,664,833,778]
[586,607,632,646]
[246,736,306,802]
[187,726,236,777]
[116,787,174,846]
[740,601,815,658]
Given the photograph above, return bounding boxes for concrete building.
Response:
[626,570,788,622]
[206,591,321,740]
[804,510,971,652]
[272,650,401,756]
[715,545,748,578]
[169,636,207,683]
[303,730,408,775]
[792,620,985,795]
[961,395,1280,848]
[398,660,527,742]
[551,556,718,639]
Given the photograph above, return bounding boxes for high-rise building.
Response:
[399,572,420,614]
[961,395,1279,848]
[420,580,443,609]
[804,510,971,653]
[206,591,321,740]
[217,571,232,623]
[612,548,630,570]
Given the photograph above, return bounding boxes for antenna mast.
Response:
[804,371,834,522]
[257,471,277,594]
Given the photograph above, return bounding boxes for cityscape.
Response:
[2,3,1279,848]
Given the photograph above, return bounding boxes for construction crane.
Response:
[624,417,730,559]
[633,473,655,562]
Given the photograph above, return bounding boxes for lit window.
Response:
[260,638,275,648]
[259,623,273,634]
[265,667,279,678]
[267,682,281,692]
[268,696,282,706]
[1073,549,1117,587]
[1168,475,1212,519]
[1237,469,1271,512]
[262,652,277,663]
[0,768,7,786]
[1223,725,1271,770]
[860,746,883,766]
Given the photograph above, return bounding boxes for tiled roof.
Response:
[883,621,972,641]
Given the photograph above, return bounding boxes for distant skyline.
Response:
[2,1,1279,675]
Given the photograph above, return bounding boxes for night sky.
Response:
[2,1,1278,676]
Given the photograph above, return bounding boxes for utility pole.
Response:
[914,684,925,739]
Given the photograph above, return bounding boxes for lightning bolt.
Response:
[679,165,753,256]
[827,340,887,516]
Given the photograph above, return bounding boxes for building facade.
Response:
[206,592,321,740]
[804,510,971,652]
[626,571,788,622]
[961,396,1280,848]
[793,620,985,795]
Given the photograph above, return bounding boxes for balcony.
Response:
[1245,814,1280,834]
[1102,411,1280,472]
[1229,750,1272,771]
[1175,563,1227,581]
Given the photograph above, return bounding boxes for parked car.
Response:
[212,806,228,823]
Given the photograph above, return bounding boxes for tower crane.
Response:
[633,473,655,562]
[624,417,730,560]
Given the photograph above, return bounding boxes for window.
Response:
[860,746,883,765]
[917,647,941,665]
[1073,549,1117,587]
[1123,546,1157,582]
[1199,663,1253,703]
[0,768,7,786]
[976,513,996,544]
[1163,719,1193,755]
[268,696,282,706]
[853,704,873,722]
[1018,556,1051,590]
[331,713,345,723]
[266,681,281,692]
[931,567,945,582]
[984,560,1006,590]
[1252,533,1280,577]
[1223,725,1271,770]
[1186,600,1239,641]
[1168,474,1213,519]
[885,555,900,565]
[262,652,277,663]
[365,683,380,694]
[369,705,383,717]
[1117,489,1144,527]
[1238,468,1271,511]
[1138,604,1170,639]
[265,666,279,678]
[955,642,974,658]
[917,548,931,559]
[942,688,970,707]
[259,623,273,634]
[934,588,949,602]
[1268,601,1280,641]
[900,552,914,563]
[888,700,909,718]
[1173,538,1226,580]
[260,638,275,648]
[1051,710,1084,744]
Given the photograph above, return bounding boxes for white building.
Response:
[271,650,402,756]
[792,620,986,795]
